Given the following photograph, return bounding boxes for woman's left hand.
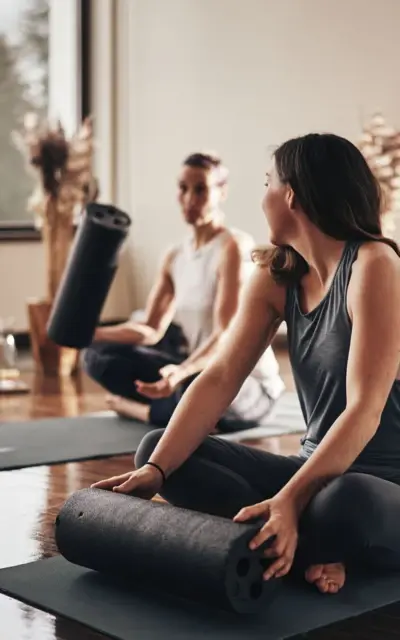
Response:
[233,493,299,580]
[135,364,182,399]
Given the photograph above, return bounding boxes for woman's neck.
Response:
[192,217,225,249]
[290,229,347,286]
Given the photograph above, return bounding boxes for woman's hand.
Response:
[135,364,183,399]
[159,364,181,379]
[91,464,163,499]
[234,493,299,580]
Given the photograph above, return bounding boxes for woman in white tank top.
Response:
[83,152,284,430]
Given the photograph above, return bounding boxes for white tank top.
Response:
[170,228,285,399]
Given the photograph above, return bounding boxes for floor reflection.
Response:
[0,466,50,567]
[0,595,56,640]
[0,456,134,640]
[0,369,108,422]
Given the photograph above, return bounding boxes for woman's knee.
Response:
[306,473,377,534]
[82,345,105,381]
[82,343,133,386]
[135,428,165,468]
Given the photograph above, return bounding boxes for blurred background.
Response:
[1,0,400,334]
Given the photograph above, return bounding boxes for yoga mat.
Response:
[0,415,149,471]
[47,202,131,349]
[1,554,400,638]
[0,392,305,471]
[93,392,306,442]
[55,489,278,614]
[220,392,306,442]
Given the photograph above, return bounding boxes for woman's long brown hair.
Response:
[253,133,399,284]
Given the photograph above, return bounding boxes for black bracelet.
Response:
[146,461,166,484]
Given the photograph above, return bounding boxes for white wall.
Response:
[119,0,400,304]
[1,243,46,332]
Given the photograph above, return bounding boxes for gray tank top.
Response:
[285,240,400,467]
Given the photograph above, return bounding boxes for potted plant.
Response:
[13,113,97,376]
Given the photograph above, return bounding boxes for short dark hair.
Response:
[183,152,229,185]
[253,133,399,283]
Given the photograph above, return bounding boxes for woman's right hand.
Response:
[91,464,163,500]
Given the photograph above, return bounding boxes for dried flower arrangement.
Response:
[13,113,97,298]
[358,112,400,238]
[13,114,98,375]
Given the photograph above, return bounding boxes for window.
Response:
[0,0,49,230]
[0,0,89,238]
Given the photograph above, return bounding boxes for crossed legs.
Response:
[135,429,400,592]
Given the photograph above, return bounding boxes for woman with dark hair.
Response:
[84,151,284,431]
[93,134,400,594]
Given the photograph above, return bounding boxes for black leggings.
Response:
[82,324,194,426]
[82,329,276,431]
[135,429,400,572]
[82,341,191,425]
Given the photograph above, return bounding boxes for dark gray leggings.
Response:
[135,429,400,572]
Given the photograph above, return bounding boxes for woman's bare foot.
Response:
[106,394,150,422]
[305,563,346,594]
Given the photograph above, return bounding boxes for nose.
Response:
[184,190,197,209]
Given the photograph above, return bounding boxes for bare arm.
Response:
[279,243,400,513]
[147,267,286,476]
[93,249,176,345]
[172,236,242,384]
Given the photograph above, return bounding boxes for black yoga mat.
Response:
[56,489,278,614]
[0,391,305,471]
[0,415,149,470]
[47,202,131,349]
[1,551,400,638]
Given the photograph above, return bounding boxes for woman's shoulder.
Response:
[354,240,400,274]
[228,227,256,251]
[243,259,287,320]
[218,227,256,265]
[161,243,182,273]
[348,240,400,310]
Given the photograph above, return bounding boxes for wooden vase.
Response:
[27,197,80,377]
[41,197,75,301]
[27,299,80,377]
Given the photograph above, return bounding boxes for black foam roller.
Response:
[47,203,131,349]
[55,488,279,614]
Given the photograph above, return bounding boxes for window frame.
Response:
[0,0,91,242]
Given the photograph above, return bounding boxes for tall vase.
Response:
[27,198,79,377]
[27,299,80,377]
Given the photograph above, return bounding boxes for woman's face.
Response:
[177,166,225,226]
[262,160,297,245]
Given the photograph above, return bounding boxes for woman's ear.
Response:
[287,187,297,211]
[219,183,228,202]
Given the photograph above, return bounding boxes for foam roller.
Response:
[47,203,131,349]
[55,488,279,614]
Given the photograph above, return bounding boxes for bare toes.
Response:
[306,563,346,594]
[305,564,324,583]
[316,577,329,593]
[328,582,340,594]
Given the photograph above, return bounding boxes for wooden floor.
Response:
[1,346,400,639]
